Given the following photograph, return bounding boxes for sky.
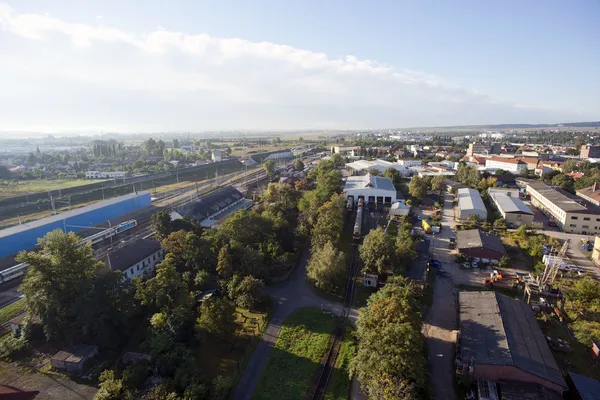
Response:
[0,0,599,134]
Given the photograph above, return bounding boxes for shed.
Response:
[51,345,98,373]
[389,201,410,216]
[363,273,378,288]
[456,229,506,261]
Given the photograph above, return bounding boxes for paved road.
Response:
[232,248,358,400]
[541,230,599,278]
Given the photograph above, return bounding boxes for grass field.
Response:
[0,179,104,199]
[324,326,356,400]
[0,299,25,325]
[252,308,336,400]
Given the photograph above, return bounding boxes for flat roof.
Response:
[486,157,526,165]
[490,193,533,215]
[343,173,396,192]
[456,229,505,254]
[525,180,600,215]
[457,188,486,212]
[459,292,565,388]
[0,192,149,239]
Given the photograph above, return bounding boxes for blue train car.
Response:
[0,192,151,259]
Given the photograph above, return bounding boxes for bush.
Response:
[212,375,234,400]
[0,334,30,361]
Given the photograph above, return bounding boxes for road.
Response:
[232,248,359,400]
[541,230,599,278]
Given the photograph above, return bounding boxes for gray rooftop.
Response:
[343,173,396,192]
[569,373,600,400]
[108,239,162,272]
[456,229,506,254]
[0,192,149,239]
[459,292,565,388]
[490,193,533,215]
[525,180,600,215]
[179,186,244,221]
[457,188,486,212]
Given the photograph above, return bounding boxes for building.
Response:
[410,165,456,177]
[330,146,360,157]
[456,188,487,221]
[108,239,165,280]
[567,373,600,400]
[0,385,39,399]
[592,236,600,265]
[445,179,469,193]
[576,183,600,206]
[458,291,566,394]
[523,180,600,234]
[345,159,412,176]
[516,157,542,171]
[489,193,534,227]
[248,149,294,165]
[580,145,600,159]
[211,151,222,162]
[0,192,152,259]
[51,345,99,373]
[86,171,127,179]
[456,229,505,261]
[485,157,528,174]
[488,187,520,198]
[396,159,421,168]
[179,186,251,228]
[343,173,397,205]
[467,142,501,157]
[362,273,378,288]
[389,201,410,216]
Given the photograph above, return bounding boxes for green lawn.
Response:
[252,308,336,400]
[0,179,103,199]
[324,326,356,400]
[0,299,25,325]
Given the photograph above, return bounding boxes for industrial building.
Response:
[107,239,165,280]
[489,192,534,227]
[344,159,411,176]
[86,171,127,179]
[580,145,600,159]
[466,142,501,157]
[484,157,528,174]
[330,146,360,157]
[456,229,505,261]
[576,183,600,206]
[0,192,151,259]
[343,174,397,205]
[522,180,600,234]
[211,151,222,162]
[179,186,252,228]
[456,188,487,221]
[458,291,566,395]
[396,159,421,168]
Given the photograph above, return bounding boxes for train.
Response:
[346,196,354,212]
[0,219,138,284]
[353,198,364,240]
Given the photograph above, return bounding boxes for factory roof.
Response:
[569,373,600,400]
[525,180,600,215]
[180,186,244,221]
[0,192,148,240]
[108,239,162,272]
[459,291,565,388]
[456,229,505,254]
[343,174,396,192]
[490,193,533,215]
[345,159,409,173]
[457,188,486,212]
[576,183,600,203]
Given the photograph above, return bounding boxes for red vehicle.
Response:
[548,221,558,227]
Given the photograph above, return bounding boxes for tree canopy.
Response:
[306,241,347,293]
[359,227,397,275]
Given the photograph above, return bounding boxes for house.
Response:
[467,142,501,156]
[567,372,600,400]
[485,157,528,174]
[516,157,542,171]
[494,173,516,187]
[0,385,39,400]
[343,174,397,205]
[456,229,505,261]
[51,345,99,373]
[456,188,487,221]
[211,151,222,162]
[489,192,534,227]
[445,179,468,193]
[458,291,566,394]
[362,273,378,288]
[576,183,600,206]
[108,239,165,280]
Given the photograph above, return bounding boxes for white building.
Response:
[457,188,487,221]
[389,201,410,216]
[345,159,412,176]
[86,171,127,179]
[331,146,360,157]
[108,239,166,280]
[396,159,422,168]
[488,187,520,198]
[489,193,534,227]
[343,173,397,204]
[484,157,527,174]
[212,151,222,162]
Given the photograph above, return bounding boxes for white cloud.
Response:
[0,3,585,132]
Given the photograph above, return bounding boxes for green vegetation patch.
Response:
[324,325,356,400]
[252,308,336,400]
[0,179,101,199]
[0,299,25,325]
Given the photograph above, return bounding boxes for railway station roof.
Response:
[179,186,244,221]
[108,239,161,272]
[343,173,396,192]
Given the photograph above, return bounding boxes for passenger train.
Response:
[353,197,364,241]
[0,219,137,284]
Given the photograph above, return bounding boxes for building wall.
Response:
[458,247,504,261]
[86,171,126,179]
[344,188,396,204]
[473,364,564,394]
[396,159,421,167]
[121,248,166,280]
[502,212,534,227]
[580,145,600,159]
[592,236,600,264]
[485,159,527,173]
[0,193,152,259]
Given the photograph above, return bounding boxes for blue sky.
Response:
[0,0,598,133]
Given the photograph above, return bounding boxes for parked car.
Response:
[428,260,442,269]
[548,221,558,227]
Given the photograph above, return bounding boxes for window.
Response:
[571,216,579,220]
[596,218,600,222]
[583,225,590,229]
[570,224,576,227]
[137,265,140,271]
[584,217,591,221]
[153,254,156,261]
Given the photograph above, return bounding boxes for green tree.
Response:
[359,227,397,275]
[294,158,305,171]
[408,176,428,200]
[311,193,345,247]
[227,275,265,310]
[431,175,446,193]
[467,214,481,227]
[216,246,234,278]
[219,210,273,248]
[493,218,507,232]
[17,230,102,341]
[551,173,575,193]
[263,182,297,211]
[330,153,345,167]
[307,241,347,293]
[196,298,236,342]
[383,168,400,185]
[151,210,172,240]
[172,138,179,148]
[95,370,130,400]
[263,160,275,176]
[466,167,481,187]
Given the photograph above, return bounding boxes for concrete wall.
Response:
[473,364,564,394]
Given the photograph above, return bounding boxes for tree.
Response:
[263,160,275,176]
[227,275,265,310]
[359,227,396,275]
[467,214,481,227]
[383,168,400,185]
[561,159,578,173]
[17,230,102,341]
[493,218,507,232]
[136,257,190,314]
[151,210,172,239]
[306,241,347,293]
[216,246,234,278]
[196,298,236,342]
[330,153,345,167]
[311,193,345,248]
[466,168,481,187]
[263,182,297,211]
[551,173,575,193]
[95,370,130,400]
[431,175,446,193]
[172,139,179,149]
[368,169,381,176]
[219,210,273,248]
[294,158,305,171]
[408,176,428,200]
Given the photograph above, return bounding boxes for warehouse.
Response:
[456,188,487,221]
[0,192,151,259]
[345,159,412,176]
[458,291,566,395]
[343,174,397,205]
[179,186,252,228]
[456,229,505,261]
[489,192,534,227]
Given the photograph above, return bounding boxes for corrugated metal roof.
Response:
[490,193,533,215]
[457,188,486,212]
[343,174,396,192]
[0,192,148,239]
[179,186,243,221]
